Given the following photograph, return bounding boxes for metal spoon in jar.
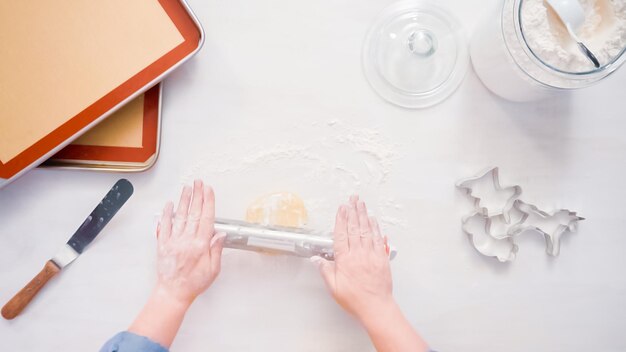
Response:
[546,0,601,68]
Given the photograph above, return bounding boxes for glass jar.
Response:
[362,0,469,108]
[470,0,626,102]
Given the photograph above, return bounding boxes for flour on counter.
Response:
[521,0,626,72]
[181,121,406,231]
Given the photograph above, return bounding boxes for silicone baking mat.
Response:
[44,84,162,170]
[0,0,202,186]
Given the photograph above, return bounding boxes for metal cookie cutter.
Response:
[487,205,526,239]
[508,200,585,256]
[456,167,522,222]
[457,167,583,262]
[462,212,518,262]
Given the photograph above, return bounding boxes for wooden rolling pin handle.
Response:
[1,260,60,320]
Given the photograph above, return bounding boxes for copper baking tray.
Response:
[42,84,162,171]
[0,0,203,188]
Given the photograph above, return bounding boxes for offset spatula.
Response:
[1,179,133,319]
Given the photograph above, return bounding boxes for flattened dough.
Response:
[245,192,308,228]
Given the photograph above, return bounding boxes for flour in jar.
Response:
[521,0,626,72]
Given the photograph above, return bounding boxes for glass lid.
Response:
[363,0,468,108]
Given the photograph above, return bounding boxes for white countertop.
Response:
[2,0,626,351]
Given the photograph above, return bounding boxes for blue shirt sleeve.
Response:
[100,331,169,352]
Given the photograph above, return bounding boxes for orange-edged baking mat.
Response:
[0,0,202,188]
[43,84,162,171]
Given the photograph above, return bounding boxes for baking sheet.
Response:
[72,96,146,149]
[0,0,202,185]
[43,84,162,171]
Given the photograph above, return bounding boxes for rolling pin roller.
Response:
[215,219,397,261]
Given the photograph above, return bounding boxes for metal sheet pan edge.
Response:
[40,83,164,173]
[0,0,204,189]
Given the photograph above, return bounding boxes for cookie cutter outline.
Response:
[461,212,519,262]
[456,167,522,222]
[488,205,526,239]
[507,200,585,257]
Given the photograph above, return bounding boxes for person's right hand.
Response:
[312,196,394,323]
[313,196,430,352]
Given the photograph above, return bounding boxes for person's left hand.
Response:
[156,180,226,305]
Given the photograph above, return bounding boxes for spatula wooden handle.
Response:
[2,260,60,320]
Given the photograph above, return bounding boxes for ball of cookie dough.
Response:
[245,192,308,228]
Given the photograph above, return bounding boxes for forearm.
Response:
[128,285,191,348]
[360,301,429,352]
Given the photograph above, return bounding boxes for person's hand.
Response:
[312,196,394,323]
[128,180,227,348]
[155,180,227,306]
[313,196,430,352]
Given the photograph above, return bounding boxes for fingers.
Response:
[210,232,227,273]
[369,217,386,255]
[356,201,373,250]
[384,236,391,257]
[349,195,359,208]
[185,180,204,237]
[198,185,216,243]
[347,196,361,250]
[158,201,174,245]
[210,231,226,248]
[311,256,336,293]
[333,206,349,256]
[173,185,192,237]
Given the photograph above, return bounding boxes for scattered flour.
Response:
[521,0,626,72]
[181,120,407,231]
